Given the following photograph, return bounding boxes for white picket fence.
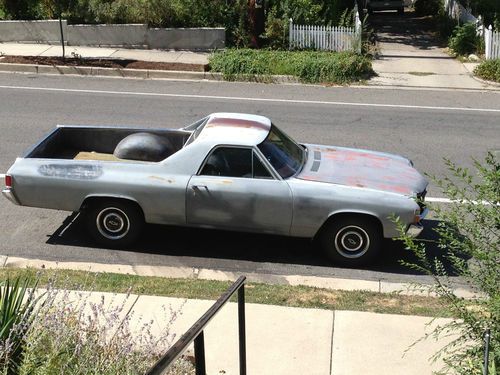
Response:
[288,10,362,53]
[485,26,500,60]
[443,0,478,24]
[442,0,499,60]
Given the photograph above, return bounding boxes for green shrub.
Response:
[0,276,188,374]
[435,11,457,40]
[448,22,480,56]
[396,153,500,374]
[0,277,40,374]
[474,59,500,83]
[414,0,441,16]
[209,49,373,84]
[262,7,289,49]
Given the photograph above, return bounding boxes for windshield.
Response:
[257,125,305,178]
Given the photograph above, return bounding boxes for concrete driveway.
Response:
[368,10,489,89]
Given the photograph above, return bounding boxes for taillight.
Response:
[5,175,12,188]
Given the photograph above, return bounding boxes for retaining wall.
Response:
[0,21,225,50]
[147,28,224,50]
[67,24,148,47]
[0,20,65,43]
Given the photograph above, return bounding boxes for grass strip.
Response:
[209,49,373,84]
[0,267,451,318]
[474,59,500,83]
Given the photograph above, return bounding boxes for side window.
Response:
[200,147,273,179]
[253,151,273,179]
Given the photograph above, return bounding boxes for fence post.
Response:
[238,286,247,375]
[485,25,492,60]
[289,18,293,50]
[483,329,490,375]
[355,6,362,53]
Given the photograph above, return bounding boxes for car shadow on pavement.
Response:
[46,213,457,277]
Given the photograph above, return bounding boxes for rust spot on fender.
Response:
[149,176,175,183]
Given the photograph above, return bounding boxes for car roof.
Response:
[196,113,272,146]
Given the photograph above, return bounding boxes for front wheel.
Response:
[319,217,382,266]
[85,200,144,248]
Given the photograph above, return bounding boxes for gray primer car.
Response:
[2,113,428,266]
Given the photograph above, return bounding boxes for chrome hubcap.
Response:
[96,207,130,240]
[334,225,370,259]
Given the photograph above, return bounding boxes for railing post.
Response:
[194,331,207,375]
[238,285,247,375]
[483,329,490,375]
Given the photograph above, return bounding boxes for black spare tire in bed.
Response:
[113,133,174,162]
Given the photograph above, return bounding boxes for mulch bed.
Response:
[0,55,208,72]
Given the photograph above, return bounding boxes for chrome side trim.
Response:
[2,189,20,205]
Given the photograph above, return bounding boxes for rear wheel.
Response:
[85,200,144,248]
[319,216,382,266]
[398,7,404,14]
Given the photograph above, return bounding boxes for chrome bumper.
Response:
[2,189,20,205]
[407,223,424,237]
[406,207,428,238]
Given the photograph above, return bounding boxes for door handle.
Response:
[192,184,208,190]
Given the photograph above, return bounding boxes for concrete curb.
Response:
[0,62,224,80]
[462,63,500,88]
[0,62,301,84]
[0,255,475,298]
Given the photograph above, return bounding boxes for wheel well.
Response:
[314,212,383,240]
[80,196,144,218]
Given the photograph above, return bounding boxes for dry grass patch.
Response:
[0,268,452,317]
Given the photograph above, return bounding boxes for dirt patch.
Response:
[1,55,208,72]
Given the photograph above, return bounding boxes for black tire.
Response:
[319,216,382,266]
[398,7,404,14]
[85,200,144,248]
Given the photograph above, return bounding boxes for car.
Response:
[3,113,428,266]
[367,0,405,14]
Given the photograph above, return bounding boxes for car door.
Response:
[186,146,293,235]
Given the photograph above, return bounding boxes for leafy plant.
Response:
[0,274,188,374]
[396,153,499,374]
[474,59,500,82]
[209,49,373,84]
[262,7,289,49]
[448,22,480,56]
[0,277,40,374]
[414,0,442,16]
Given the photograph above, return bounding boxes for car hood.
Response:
[296,144,428,196]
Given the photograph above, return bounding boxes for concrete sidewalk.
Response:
[368,12,499,90]
[71,290,455,375]
[0,42,210,65]
[2,42,498,89]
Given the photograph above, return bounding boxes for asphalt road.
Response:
[0,73,499,283]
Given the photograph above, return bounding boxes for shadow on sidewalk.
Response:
[369,10,447,50]
[46,212,457,277]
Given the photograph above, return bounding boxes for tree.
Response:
[396,152,499,374]
[1,0,39,19]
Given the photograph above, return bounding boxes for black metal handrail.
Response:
[146,276,247,375]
